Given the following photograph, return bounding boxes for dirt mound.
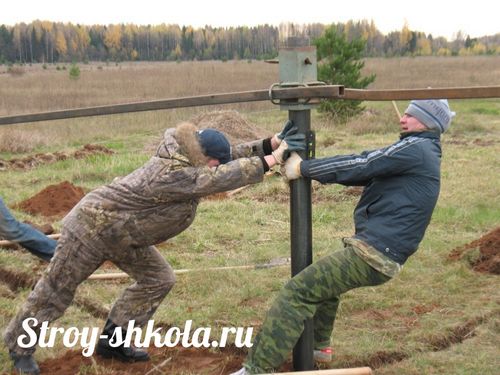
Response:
[38,346,246,375]
[38,346,293,375]
[190,110,273,144]
[15,181,85,218]
[0,144,114,171]
[448,227,500,274]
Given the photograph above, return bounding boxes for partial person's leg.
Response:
[244,247,390,373]
[107,245,176,327]
[4,231,104,355]
[0,198,56,261]
[96,246,176,362]
[312,297,340,350]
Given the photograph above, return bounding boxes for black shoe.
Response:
[96,319,150,363]
[9,351,40,375]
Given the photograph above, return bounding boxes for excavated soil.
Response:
[35,346,294,375]
[0,266,38,291]
[425,315,487,351]
[190,110,273,144]
[14,181,85,218]
[36,346,246,375]
[0,144,114,171]
[448,227,500,275]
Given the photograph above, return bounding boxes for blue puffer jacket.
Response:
[300,131,441,264]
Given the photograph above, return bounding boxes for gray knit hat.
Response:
[405,99,455,133]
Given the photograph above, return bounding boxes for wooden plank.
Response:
[88,265,256,280]
[0,86,343,126]
[88,258,290,280]
[261,367,373,375]
[0,233,60,247]
[1,85,499,126]
[343,86,500,100]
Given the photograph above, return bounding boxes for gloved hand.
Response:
[282,152,303,180]
[271,120,296,148]
[272,133,306,164]
[277,120,295,140]
[285,133,306,151]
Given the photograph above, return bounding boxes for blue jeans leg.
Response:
[0,198,56,261]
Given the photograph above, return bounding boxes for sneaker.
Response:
[313,347,333,363]
[230,367,249,375]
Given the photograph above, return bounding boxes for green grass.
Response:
[0,92,499,373]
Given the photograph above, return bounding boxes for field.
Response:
[0,56,499,374]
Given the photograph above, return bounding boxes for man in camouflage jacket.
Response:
[232,99,455,374]
[4,121,302,374]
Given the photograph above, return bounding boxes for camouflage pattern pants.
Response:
[4,230,176,355]
[245,243,391,373]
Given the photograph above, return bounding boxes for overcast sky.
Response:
[1,0,498,40]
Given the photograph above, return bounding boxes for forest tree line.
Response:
[0,20,498,64]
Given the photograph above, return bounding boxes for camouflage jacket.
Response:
[63,123,267,249]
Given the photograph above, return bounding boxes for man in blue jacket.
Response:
[232,99,455,374]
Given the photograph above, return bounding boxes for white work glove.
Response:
[282,152,303,180]
[272,133,306,164]
[271,140,289,164]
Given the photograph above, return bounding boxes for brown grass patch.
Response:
[0,129,50,153]
[363,56,500,89]
[6,65,26,76]
[0,144,114,170]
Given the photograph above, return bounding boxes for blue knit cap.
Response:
[405,99,455,133]
[196,129,232,164]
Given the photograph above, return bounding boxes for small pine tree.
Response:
[69,63,80,80]
[314,26,376,122]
